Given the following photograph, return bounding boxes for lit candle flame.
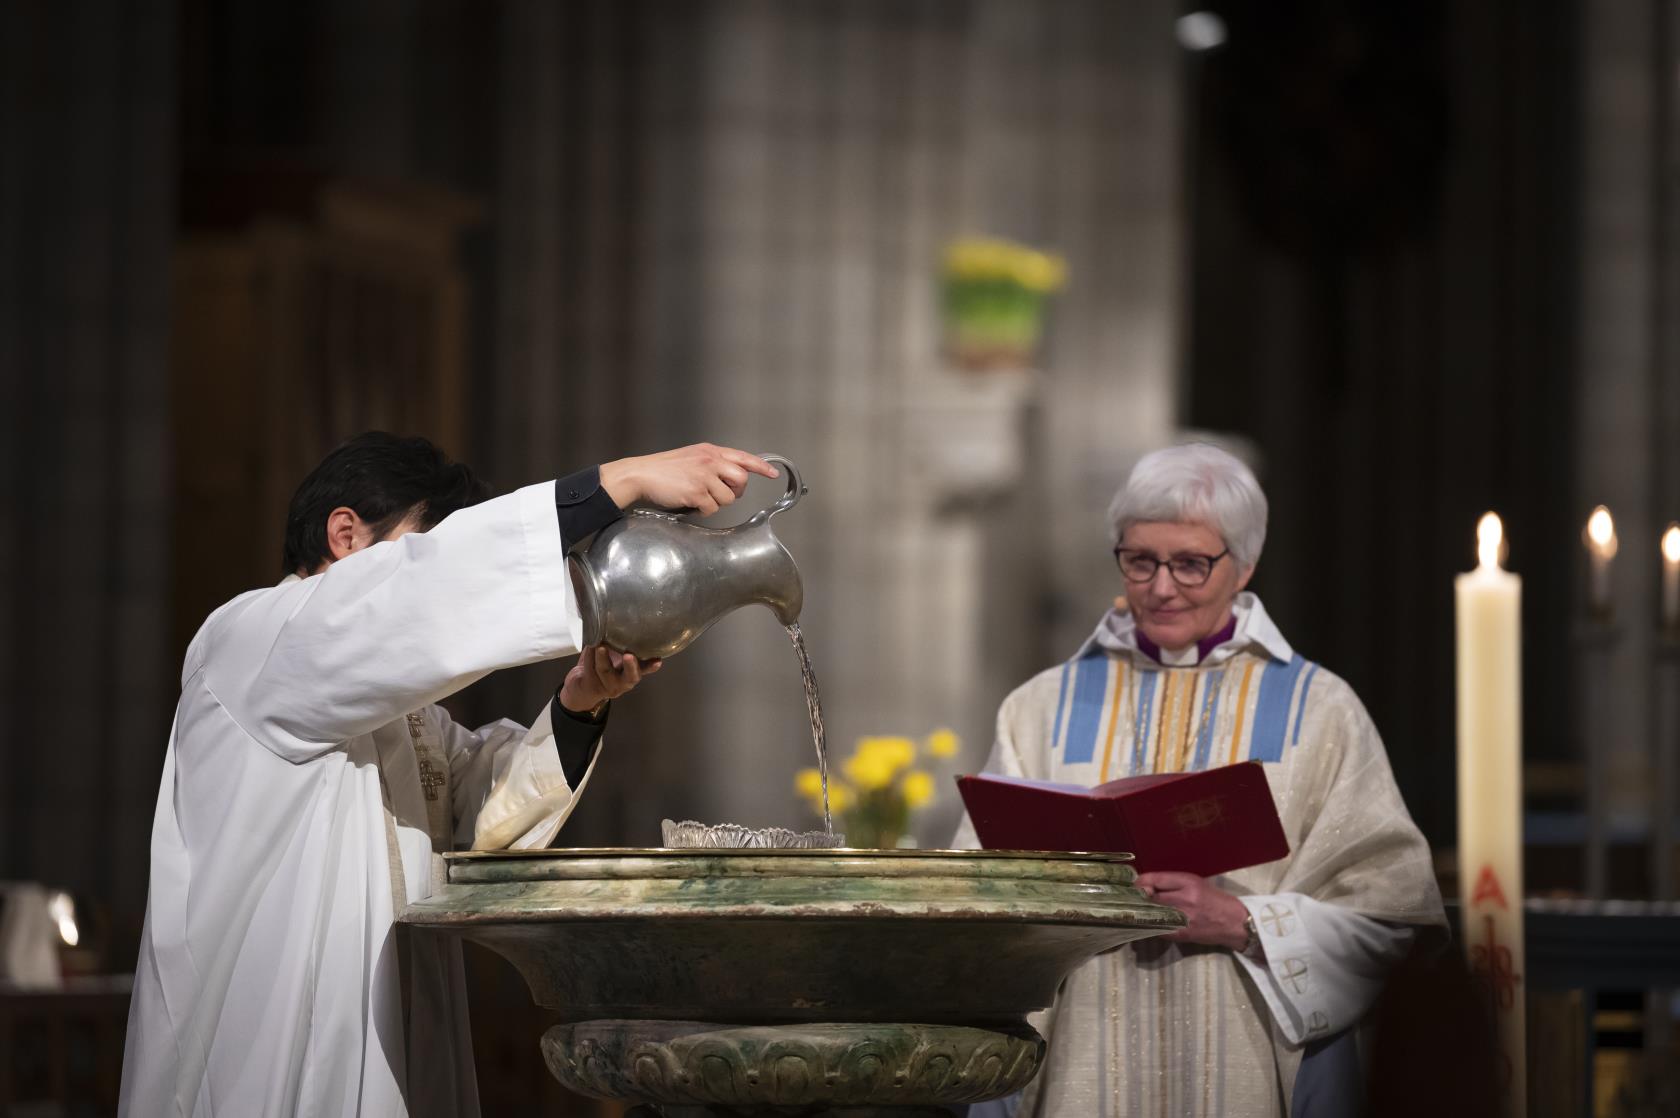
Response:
[1664,524,1680,565]
[1477,512,1504,570]
[1586,505,1618,558]
[47,891,78,948]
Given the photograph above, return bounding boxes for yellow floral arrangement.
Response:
[942,236,1067,370]
[795,729,961,849]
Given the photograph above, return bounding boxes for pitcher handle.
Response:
[758,454,806,519]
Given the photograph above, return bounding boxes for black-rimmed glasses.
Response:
[1113,546,1230,587]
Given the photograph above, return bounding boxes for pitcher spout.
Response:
[759,544,804,627]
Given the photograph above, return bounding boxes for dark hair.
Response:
[282,432,493,574]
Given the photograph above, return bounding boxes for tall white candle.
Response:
[1456,512,1525,1117]
[1585,505,1617,619]
[1662,524,1680,632]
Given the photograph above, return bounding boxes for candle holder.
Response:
[1650,636,1680,1065]
[1575,620,1622,901]
[1653,637,1680,902]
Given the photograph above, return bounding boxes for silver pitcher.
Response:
[567,454,807,659]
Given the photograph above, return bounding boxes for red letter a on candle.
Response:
[1471,865,1509,910]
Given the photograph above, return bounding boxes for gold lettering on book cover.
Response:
[1172,796,1225,832]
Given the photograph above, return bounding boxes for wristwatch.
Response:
[1240,914,1259,956]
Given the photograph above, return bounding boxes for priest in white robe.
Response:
[120,434,778,1118]
[954,443,1446,1118]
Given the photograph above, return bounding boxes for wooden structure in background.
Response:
[170,174,479,656]
[0,978,131,1113]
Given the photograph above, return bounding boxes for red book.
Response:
[955,762,1289,877]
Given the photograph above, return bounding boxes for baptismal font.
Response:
[403,846,1181,1115]
[401,458,1185,1115]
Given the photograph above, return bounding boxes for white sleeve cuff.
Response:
[470,703,597,849]
[1233,892,1416,1046]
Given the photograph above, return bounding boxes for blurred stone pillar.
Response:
[676,0,1184,840]
[321,0,418,180]
[487,0,1183,844]
[1576,0,1668,871]
[0,0,177,928]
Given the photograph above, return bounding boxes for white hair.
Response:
[1106,443,1268,570]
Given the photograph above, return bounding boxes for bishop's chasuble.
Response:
[954,593,1445,1118]
[121,481,595,1118]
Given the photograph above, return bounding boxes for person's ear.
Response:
[324,506,362,563]
[1235,563,1256,593]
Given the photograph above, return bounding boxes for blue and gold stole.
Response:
[1048,651,1321,781]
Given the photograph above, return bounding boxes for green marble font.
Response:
[401,848,1182,1116]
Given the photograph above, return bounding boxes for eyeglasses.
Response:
[1113,546,1230,587]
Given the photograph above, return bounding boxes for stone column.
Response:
[0,0,177,925]
[486,0,1182,844]
[1576,0,1667,881]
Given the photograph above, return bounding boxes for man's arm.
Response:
[437,700,596,851]
[554,465,622,552]
[550,646,662,783]
[557,440,782,551]
[551,697,609,787]
[599,443,776,517]
[207,446,775,762]
[208,482,580,760]
[435,656,627,850]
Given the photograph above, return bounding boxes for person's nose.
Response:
[1149,563,1180,599]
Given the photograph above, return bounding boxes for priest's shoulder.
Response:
[180,581,301,676]
[1286,657,1379,730]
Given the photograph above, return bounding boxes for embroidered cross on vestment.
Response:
[405,712,446,803]
[1259,903,1296,937]
[417,757,446,802]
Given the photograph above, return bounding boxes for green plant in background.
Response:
[941,236,1067,370]
[795,729,961,849]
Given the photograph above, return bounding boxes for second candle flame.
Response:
[1478,512,1505,571]
[1586,505,1617,557]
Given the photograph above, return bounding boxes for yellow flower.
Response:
[925,728,960,758]
[828,782,857,814]
[901,770,935,809]
[945,237,1013,280]
[844,750,896,791]
[861,736,916,773]
[1014,250,1067,293]
[944,237,1067,292]
[794,768,825,799]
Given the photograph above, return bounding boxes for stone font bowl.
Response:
[401,848,1183,1115]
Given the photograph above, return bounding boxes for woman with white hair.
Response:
[955,443,1444,1118]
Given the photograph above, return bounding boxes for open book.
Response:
[955,761,1289,877]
